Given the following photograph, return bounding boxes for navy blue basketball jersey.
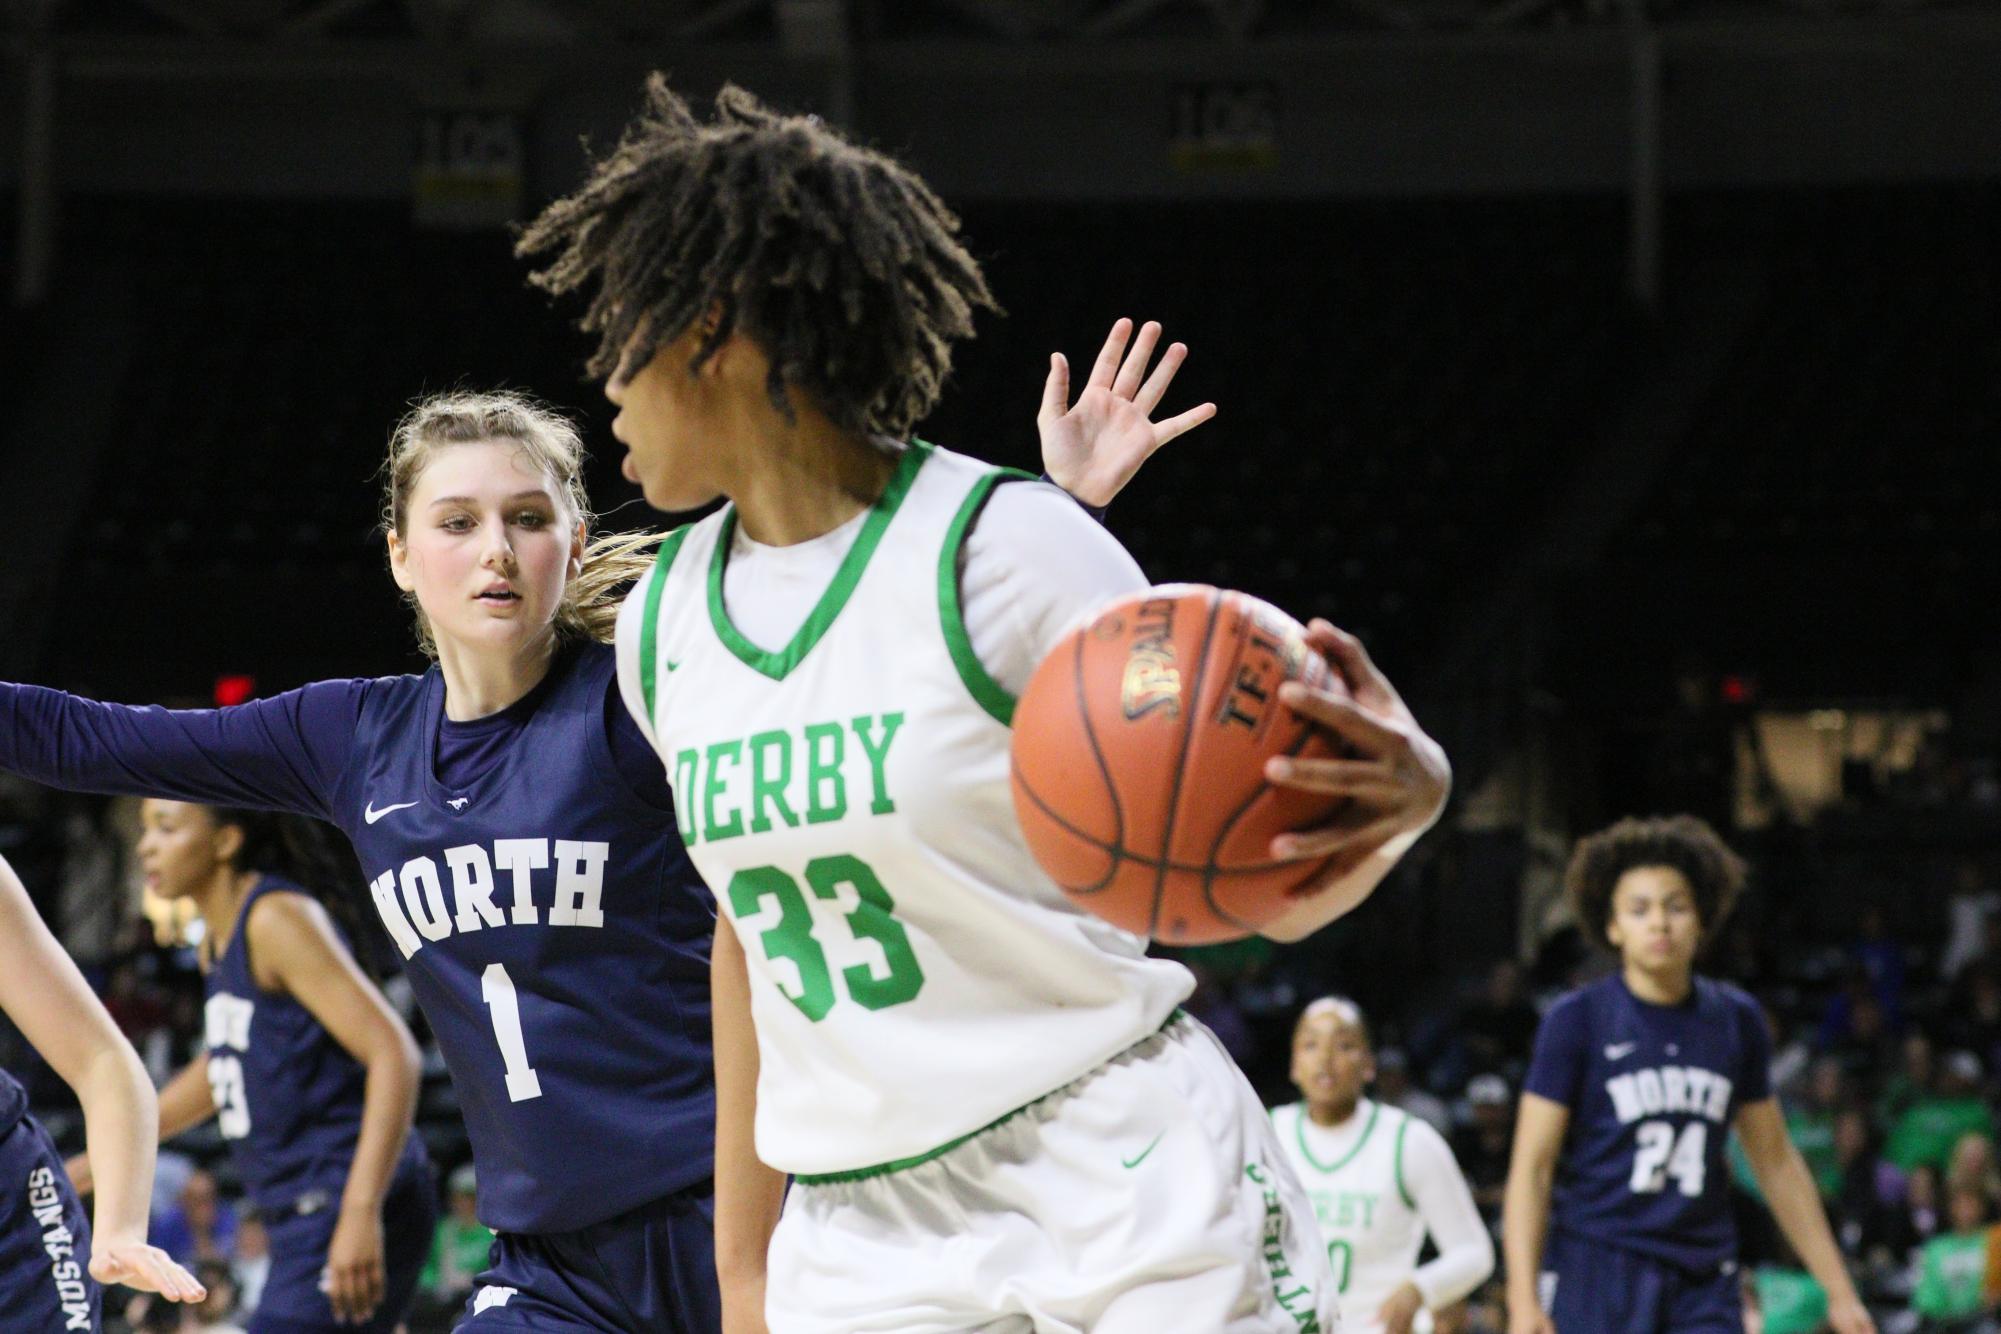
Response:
[204,875,416,1212]
[341,644,714,1234]
[0,642,715,1237]
[1523,973,1771,1270]
[0,1068,25,1136]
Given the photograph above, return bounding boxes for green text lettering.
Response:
[804,722,847,824]
[703,739,746,843]
[850,712,905,816]
[749,730,798,834]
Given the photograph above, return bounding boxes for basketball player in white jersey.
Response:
[1272,997,1495,1334]
[521,78,1453,1333]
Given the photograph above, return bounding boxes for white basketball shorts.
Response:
[765,1013,1336,1333]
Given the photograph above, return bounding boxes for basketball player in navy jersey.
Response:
[0,852,206,1330]
[1502,816,1872,1334]
[66,800,433,1333]
[0,362,1191,1329]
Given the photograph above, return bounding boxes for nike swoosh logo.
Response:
[1122,1131,1166,1170]
[1604,1042,1637,1061]
[666,659,681,673]
[364,801,418,825]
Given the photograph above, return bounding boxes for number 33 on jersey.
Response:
[618,444,1192,1180]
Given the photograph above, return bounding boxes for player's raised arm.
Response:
[1037,317,1215,508]
[1257,620,1451,941]
[1735,1097,1875,1334]
[0,855,206,1304]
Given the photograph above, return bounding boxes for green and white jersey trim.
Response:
[615,442,1192,1177]
[1271,1100,1430,1330]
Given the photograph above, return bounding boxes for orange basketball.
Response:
[1009,585,1347,945]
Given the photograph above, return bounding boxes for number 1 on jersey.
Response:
[481,963,544,1102]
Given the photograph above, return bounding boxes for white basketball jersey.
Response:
[1271,1099,1428,1333]
[616,442,1193,1177]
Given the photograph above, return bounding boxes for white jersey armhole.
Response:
[955,481,1148,702]
[613,564,660,749]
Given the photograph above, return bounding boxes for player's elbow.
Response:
[1468,1224,1498,1287]
[369,1022,423,1096]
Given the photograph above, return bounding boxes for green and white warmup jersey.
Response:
[1270,1099,1494,1333]
[615,442,1194,1177]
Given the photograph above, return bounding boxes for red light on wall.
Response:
[214,675,257,707]
[1719,674,1755,705]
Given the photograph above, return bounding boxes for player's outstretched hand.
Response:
[322,1205,386,1324]
[1377,1281,1426,1334]
[1264,619,1450,881]
[1038,317,1216,508]
[1825,1296,1875,1334]
[90,1238,206,1302]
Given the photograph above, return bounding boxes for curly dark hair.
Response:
[1565,814,1748,943]
[517,76,998,440]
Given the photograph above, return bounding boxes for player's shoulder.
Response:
[1379,1099,1440,1143]
[1692,974,1764,1027]
[241,877,342,971]
[623,520,707,593]
[243,877,321,928]
[295,672,424,739]
[289,672,418,705]
[916,439,1034,483]
[332,669,426,707]
[1269,1100,1304,1129]
[565,638,616,677]
[1542,975,1616,1027]
[614,522,703,647]
[1530,976,1632,1055]
[908,439,1055,507]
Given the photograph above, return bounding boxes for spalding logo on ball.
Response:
[1010,585,1348,946]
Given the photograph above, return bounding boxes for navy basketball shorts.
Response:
[1543,1228,1740,1334]
[456,1179,720,1332]
[0,1112,98,1334]
[250,1157,437,1334]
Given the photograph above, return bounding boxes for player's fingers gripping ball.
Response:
[1009,585,1349,945]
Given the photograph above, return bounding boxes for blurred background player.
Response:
[1273,995,1495,1334]
[526,77,1453,1331]
[1502,815,1873,1334]
[68,799,433,1333]
[0,850,206,1328]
